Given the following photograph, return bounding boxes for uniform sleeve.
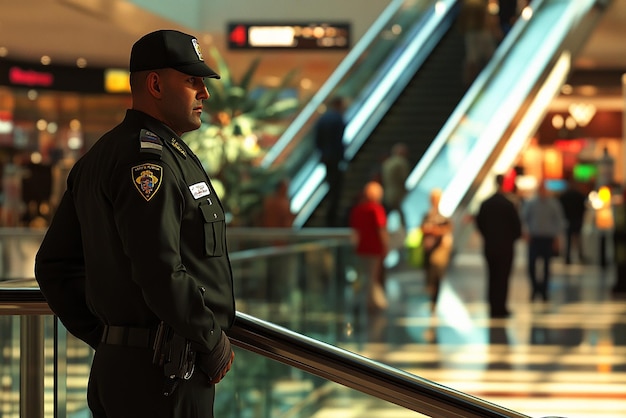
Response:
[111,158,223,352]
[35,189,103,349]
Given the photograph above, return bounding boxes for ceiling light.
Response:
[40,55,51,65]
[69,119,81,130]
[36,119,47,131]
[76,57,87,68]
[0,47,7,57]
[551,114,564,129]
[568,103,596,127]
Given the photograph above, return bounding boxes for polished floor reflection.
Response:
[333,235,626,418]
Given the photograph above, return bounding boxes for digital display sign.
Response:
[227,22,350,50]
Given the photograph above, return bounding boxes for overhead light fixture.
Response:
[568,102,596,127]
[551,114,564,129]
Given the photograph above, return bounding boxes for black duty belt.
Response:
[101,325,157,349]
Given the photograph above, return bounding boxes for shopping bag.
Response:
[405,227,424,268]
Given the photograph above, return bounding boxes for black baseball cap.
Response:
[130,30,220,79]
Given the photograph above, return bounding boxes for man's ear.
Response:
[146,72,162,96]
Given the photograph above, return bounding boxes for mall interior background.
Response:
[1,1,626,418]
[0,0,625,228]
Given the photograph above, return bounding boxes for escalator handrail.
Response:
[260,0,406,168]
[289,1,462,226]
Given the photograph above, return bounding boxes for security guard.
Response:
[35,30,235,418]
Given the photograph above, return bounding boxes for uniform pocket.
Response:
[199,203,225,257]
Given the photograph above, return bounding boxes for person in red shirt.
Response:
[349,181,389,311]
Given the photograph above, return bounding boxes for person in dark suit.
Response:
[558,179,587,264]
[475,174,522,318]
[314,96,347,226]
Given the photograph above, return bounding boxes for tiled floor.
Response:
[334,232,626,418]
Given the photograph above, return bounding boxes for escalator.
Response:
[258,0,464,227]
[311,22,468,227]
[401,0,610,241]
[266,0,610,230]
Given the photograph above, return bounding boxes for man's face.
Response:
[157,69,210,136]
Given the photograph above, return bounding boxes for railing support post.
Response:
[21,315,45,418]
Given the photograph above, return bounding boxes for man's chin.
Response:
[189,117,202,131]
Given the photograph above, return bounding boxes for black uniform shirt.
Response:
[35,109,235,354]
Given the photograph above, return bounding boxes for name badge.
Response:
[189,182,211,199]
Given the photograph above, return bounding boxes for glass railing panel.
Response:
[0,228,45,279]
[0,315,23,417]
[402,0,602,231]
[0,229,356,417]
[230,239,354,346]
[1,304,529,418]
[0,228,536,417]
[216,346,432,418]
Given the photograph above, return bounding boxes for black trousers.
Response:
[87,343,216,418]
[323,160,343,227]
[484,247,514,316]
[564,227,583,263]
[528,236,554,300]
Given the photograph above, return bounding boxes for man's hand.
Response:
[209,350,234,384]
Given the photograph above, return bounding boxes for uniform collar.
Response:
[125,109,182,143]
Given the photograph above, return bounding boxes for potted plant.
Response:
[183,47,303,225]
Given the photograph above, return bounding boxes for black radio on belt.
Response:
[152,321,196,396]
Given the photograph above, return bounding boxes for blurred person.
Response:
[260,179,294,228]
[522,180,566,302]
[349,181,389,312]
[314,96,347,226]
[421,188,454,313]
[260,178,297,305]
[475,174,522,318]
[35,30,235,418]
[498,0,530,38]
[457,0,497,85]
[558,178,587,264]
[596,145,615,188]
[611,187,626,296]
[381,142,411,229]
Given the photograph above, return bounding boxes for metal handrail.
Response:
[229,312,531,418]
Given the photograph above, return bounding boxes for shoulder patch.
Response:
[131,164,163,201]
[139,129,163,157]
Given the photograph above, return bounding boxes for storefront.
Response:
[0,58,130,227]
[512,106,623,197]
